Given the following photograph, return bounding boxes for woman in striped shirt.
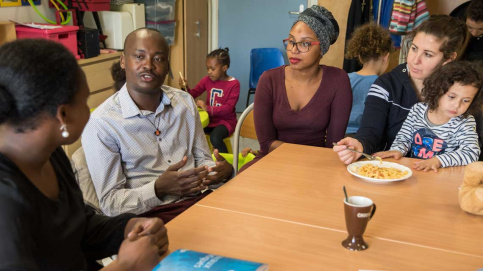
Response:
[374,61,482,172]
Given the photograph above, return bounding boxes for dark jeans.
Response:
[138,190,212,224]
[204,125,229,153]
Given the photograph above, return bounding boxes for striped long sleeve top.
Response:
[390,103,480,167]
[354,64,419,154]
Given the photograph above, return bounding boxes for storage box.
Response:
[48,0,110,11]
[146,21,175,45]
[89,11,134,50]
[0,22,17,46]
[15,24,79,59]
[136,0,174,22]
[111,3,146,29]
[77,28,100,59]
[21,0,40,6]
[0,0,21,7]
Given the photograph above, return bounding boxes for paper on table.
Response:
[9,20,62,30]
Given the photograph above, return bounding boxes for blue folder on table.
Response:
[153,249,268,271]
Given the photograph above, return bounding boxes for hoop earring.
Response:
[60,124,69,138]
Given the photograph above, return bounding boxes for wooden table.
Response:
[165,144,483,269]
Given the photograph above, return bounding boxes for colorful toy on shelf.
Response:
[21,0,40,6]
[0,0,22,7]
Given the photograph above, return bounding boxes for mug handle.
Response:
[369,203,376,219]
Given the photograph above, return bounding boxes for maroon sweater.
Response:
[188,76,240,135]
[254,65,352,157]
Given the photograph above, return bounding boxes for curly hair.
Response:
[207,47,230,68]
[467,0,483,22]
[422,61,482,117]
[345,23,395,64]
[405,15,470,61]
[0,39,80,132]
[111,61,126,91]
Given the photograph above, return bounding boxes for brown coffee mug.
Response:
[342,196,376,251]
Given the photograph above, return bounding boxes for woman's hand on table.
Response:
[333,137,363,165]
[125,217,169,255]
[413,157,441,172]
[114,232,160,271]
[196,100,208,111]
[204,149,233,185]
[373,150,403,159]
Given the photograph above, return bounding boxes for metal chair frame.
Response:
[233,103,256,175]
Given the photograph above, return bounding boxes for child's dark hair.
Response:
[405,15,469,61]
[207,47,230,68]
[111,61,126,91]
[345,23,395,64]
[0,39,80,132]
[422,61,482,117]
[467,0,483,22]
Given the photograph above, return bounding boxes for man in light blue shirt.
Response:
[82,28,232,223]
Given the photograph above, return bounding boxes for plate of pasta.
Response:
[347,161,412,183]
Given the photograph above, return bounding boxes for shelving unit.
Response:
[62,52,121,157]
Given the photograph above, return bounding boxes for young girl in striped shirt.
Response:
[374,61,482,172]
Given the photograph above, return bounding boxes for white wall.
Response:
[208,0,218,52]
[0,2,56,23]
[218,0,305,112]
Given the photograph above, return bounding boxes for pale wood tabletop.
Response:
[196,143,483,258]
[165,205,483,270]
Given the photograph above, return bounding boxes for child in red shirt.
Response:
[179,48,240,153]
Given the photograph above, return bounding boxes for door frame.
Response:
[209,0,218,52]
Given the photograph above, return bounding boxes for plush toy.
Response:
[459,162,483,215]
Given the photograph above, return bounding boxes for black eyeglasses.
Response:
[283,38,320,53]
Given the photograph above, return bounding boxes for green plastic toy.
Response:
[212,152,255,170]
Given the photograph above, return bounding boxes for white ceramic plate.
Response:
[347,161,412,183]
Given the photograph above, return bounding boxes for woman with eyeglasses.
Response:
[239,5,352,172]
